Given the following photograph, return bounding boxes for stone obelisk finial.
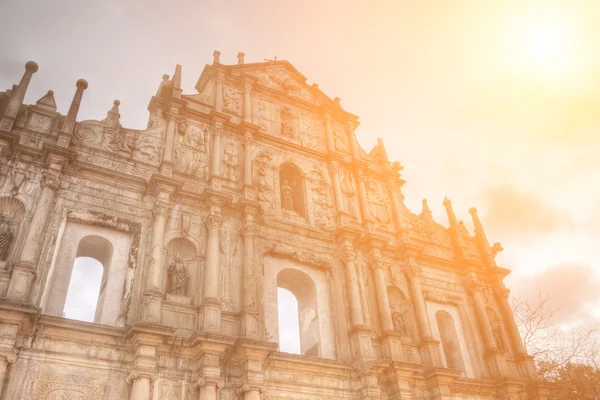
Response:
[469,207,502,268]
[237,52,245,65]
[172,65,182,99]
[420,199,434,223]
[213,50,221,65]
[0,61,39,132]
[56,79,87,147]
[443,197,466,259]
[104,100,121,128]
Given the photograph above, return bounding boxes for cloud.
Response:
[478,185,572,240]
[510,264,600,324]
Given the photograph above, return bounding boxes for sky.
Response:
[2,0,599,339]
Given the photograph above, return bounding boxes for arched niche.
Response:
[279,162,307,218]
[435,310,466,372]
[42,221,132,326]
[486,307,507,353]
[387,286,415,341]
[0,196,26,265]
[164,237,199,301]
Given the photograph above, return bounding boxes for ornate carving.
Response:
[333,127,349,152]
[223,139,240,181]
[0,218,13,261]
[255,166,275,213]
[268,243,331,268]
[24,371,108,400]
[174,123,209,178]
[152,202,169,218]
[423,290,463,305]
[102,128,135,157]
[41,171,61,190]
[340,170,358,217]
[205,214,223,230]
[365,177,390,224]
[223,86,241,114]
[312,184,333,230]
[280,107,297,141]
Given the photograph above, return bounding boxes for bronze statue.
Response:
[167,254,189,296]
[0,218,12,261]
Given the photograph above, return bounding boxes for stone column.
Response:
[406,265,431,339]
[6,171,60,302]
[197,378,224,400]
[203,214,222,302]
[387,180,408,239]
[343,250,365,328]
[201,209,223,333]
[467,280,498,350]
[128,373,152,400]
[329,162,345,213]
[162,112,177,164]
[324,113,335,152]
[372,261,394,333]
[240,213,260,339]
[243,82,253,123]
[0,354,16,396]
[243,133,253,186]
[211,125,222,177]
[0,61,38,132]
[355,169,371,221]
[347,120,360,159]
[495,285,526,355]
[147,202,168,291]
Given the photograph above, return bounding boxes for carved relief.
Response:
[340,170,358,217]
[222,139,240,181]
[255,98,274,133]
[299,114,324,150]
[255,166,275,213]
[174,123,210,178]
[312,184,333,230]
[102,128,135,157]
[268,243,331,268]
[0,197,26,261]
[388,287,415,339]
[280,107,297,141]
[333,126,349,152]
[365,178,390,224]
[23,371,108,400]
[223,86,241,114]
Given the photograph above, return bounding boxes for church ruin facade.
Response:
[0,54,552,399]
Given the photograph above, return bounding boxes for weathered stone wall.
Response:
[0,57,552,399]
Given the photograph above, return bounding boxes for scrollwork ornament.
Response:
[5,353,17,364]
[152,202,169,218]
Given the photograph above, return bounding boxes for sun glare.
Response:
[520,19,574,79]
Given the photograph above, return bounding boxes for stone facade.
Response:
[0,54,553,399]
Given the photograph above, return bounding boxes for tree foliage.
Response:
[511,292,600,397]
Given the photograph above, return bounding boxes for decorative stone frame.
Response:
[262,251,336,360]
[40,210,141,327]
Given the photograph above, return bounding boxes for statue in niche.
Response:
[280,107,296,140]
[223,139,239,181]
[341,171,357,217]
[281,180,295,211]
[391,306,409,336]
[0,218,12,261]
[167,254,189,296]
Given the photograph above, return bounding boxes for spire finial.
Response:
[237,52,245,65]
[59,78,88,135]
[377,137,389,163]
[213,50,221,65]
[469,206,500,268]
[35,90,57,112]
[172,65,182,99]
[420,199,434,223]
[443,197,467,258]
[103,99,121,128]
[0,60,39,132]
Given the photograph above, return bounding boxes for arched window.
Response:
[277,287,301,354]
[277,268,320,357]
[63,257,103,322]
[62,235,113,323]
[487,307,507,353]
[279,163,305,218]
[435,310,466,372]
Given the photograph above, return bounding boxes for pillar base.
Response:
[242,185,256,202]
[5,262,36,303]
[159,161,173,177]
[381,333,404,362]
[419,337,444,368]
[200,301,222,333]
[349,327,375,362]
[240,310,261,340]
[424,367,461,400]
[141,292,162,324]
[209,176,223,191]
[515,354,538,380]
[485,349,509,378]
